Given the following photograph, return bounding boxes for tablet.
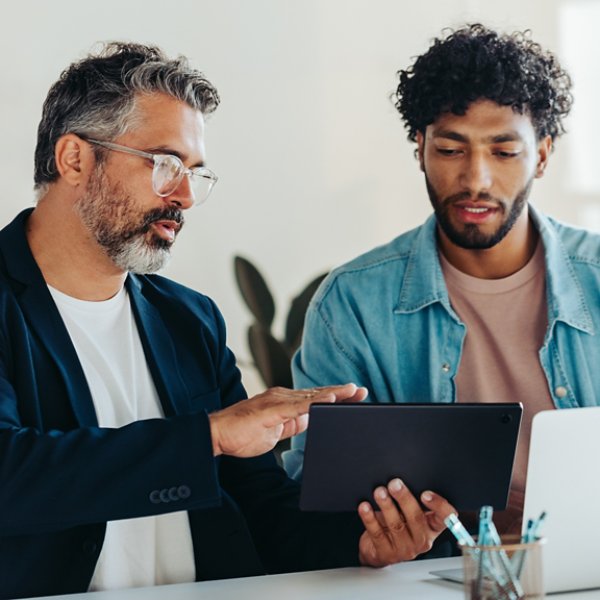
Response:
[299,403,522,512]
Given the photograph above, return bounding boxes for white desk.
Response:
[27,557,600,600]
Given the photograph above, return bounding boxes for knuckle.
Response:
[390,521,406,534]
[371,528,388,542]
[402,544,418,561]
[414,534,430,552]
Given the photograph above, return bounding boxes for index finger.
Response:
[263,384,366,425]
[265,388,337,422]
[310,383,369,403]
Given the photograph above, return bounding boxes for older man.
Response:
[0,43,453,599]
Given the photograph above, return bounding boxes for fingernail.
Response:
[421,491,434,502]
[375,487,388,500]
[359,502,371,514]
[389,478,403,492]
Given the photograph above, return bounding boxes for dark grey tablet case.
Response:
[299,403,522,512]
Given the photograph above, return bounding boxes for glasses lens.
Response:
[152,155,184,197]
[189,171,217,205]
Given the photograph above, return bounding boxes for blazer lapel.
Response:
[126,275,191,417]
[0,209,97,427]
[20,283,98,427]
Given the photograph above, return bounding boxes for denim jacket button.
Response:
[554,386,568,398]
[441,363,451,373]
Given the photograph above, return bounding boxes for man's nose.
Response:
[460,153,492,195]
[164,174,195,210]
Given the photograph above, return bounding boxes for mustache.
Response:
[441,191,503,207]
[140,207,184,231]
[119,207,185,242]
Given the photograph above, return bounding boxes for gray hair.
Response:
[34,42,220,198]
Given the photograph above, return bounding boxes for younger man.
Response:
[285,24,600,532]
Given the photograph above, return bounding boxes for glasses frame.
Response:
[85,138,218,205]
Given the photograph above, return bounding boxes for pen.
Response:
[522,518,534,543]
[444,513,476,547]
[511,518,533,577]
[478,505,493,546]
[513,511,547,578]
[476,506,492,595]
[477,508,524,600]
[445,512,522,599]
[530,511,547,540]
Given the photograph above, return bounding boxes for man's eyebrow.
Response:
[431,129,468,142]
[431,129,524,144]
[146,145,205,167]
[487,132,524,143]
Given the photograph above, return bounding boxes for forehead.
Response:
[426,99,537,143]
[122,93,205,148]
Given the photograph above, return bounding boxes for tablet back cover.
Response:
[299,403,522,511]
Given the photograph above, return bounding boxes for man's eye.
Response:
[495,150,521,158]
[437,148,462,156]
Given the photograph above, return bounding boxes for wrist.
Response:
[208,412,223,456]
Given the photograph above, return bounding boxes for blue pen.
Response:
[449,511,515,600]
[444,513,476,547]
[476,506,493,595]
[530,511,547,540]
[478,507,524,600]
[478,505,493,545]
[512,518,534,578]
[523,518,534,543]
[513,511,547,579]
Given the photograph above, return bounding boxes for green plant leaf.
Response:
[234,255,275,329]
[284,272,328,353]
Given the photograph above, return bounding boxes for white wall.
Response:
[0,0,596,394]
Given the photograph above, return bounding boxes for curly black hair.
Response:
[395,24,573,142]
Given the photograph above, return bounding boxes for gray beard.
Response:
[75,165,179,274]
[109,234,171,274]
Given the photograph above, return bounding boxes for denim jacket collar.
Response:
[395,213,455,318]
[395,204,594,335]
[532,206,594,334]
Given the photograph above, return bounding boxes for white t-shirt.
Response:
[48,285,196,591]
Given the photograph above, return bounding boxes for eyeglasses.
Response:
[86,138,218,206]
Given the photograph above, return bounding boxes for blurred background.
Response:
[1,0,598,394]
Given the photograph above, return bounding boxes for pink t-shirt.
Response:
[440,242,555,532]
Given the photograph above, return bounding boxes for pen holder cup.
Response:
[460,535,545,600]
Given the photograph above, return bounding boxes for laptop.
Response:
[300,403,522,512]
[431,406,600,594]
[522,406,600,593]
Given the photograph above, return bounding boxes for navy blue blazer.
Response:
[0,210,362,599]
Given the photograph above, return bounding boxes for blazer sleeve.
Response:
[0,318,225,536]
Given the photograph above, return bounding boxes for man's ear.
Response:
[535,135,552,179]
[54,134,95,188]
[416,131,425,172]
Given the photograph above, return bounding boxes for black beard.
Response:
[425,175,533,250]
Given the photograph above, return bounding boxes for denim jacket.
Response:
[283,205,600,479]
